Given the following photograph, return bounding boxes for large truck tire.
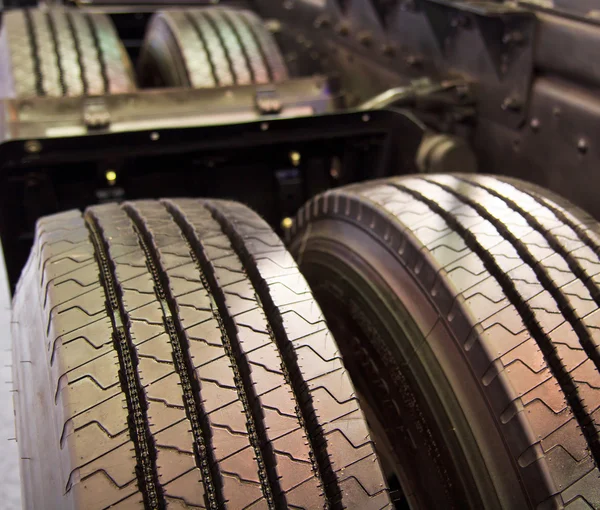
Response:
[138,8,288,88]
[0,8,136,98]
[12,199,391,510]
[289,174,600,509]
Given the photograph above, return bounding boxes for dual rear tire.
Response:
[290,174,600,509]
[0,6,287,98]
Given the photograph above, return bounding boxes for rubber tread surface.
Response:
[0,7,135,98]
[140,7,288,89]
[12,199,389,509]
[291,174,600,509]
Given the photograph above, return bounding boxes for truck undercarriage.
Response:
[2,1,600,508]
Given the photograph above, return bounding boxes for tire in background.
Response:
[12,199,390,509]
[0,8,135,99]
[290,174,600,509]
[138,8,288,88]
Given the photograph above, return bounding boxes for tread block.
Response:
[14,198,388,510]
[290,175,600,507]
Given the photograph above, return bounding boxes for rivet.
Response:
[577,138,589,154]
[150,132,160,141]
[406,55,423,68]
[502,96,522,112]
[358,31,373,47]
[503,31,524,45]
[382,44,396,57]
[314,15,331,29]
[530,118,540,132]
[336,23,350,36]
[265,20,282,33]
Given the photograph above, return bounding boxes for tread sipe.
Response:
[12,199,390,509]
[0,8,135,98]
[138,8,288,89]
[289,174,600,509]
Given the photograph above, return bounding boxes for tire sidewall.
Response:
[291,217,529,510]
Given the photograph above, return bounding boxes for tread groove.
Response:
[220,11,256,83]
[84,13,109,93]
[84,211,164,510]
[124,204,225,510]
[24,9,44,96]
[460,176,600,375]
[512,181,600,272]
[397,180,600,467]
[238,13,273,82]
[184,11,217,86]
[164,201,282,510]
[206,202,338,508]
[202,11,237,84]
[46,11,66,95]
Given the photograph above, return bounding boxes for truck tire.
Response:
[12,199,390,510]
[138,8,288,89]
[0,8,135,98]
[289,174,600,509]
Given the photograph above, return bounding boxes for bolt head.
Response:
[578,138,589,154]
[406,55,423,67]
[382,44,396,57]
[314,15,331,29]
[358,31,373,46]
[336,23,350,36]
[502,96,522,112]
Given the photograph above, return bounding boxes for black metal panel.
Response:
[474,76,600,220]
[0,108,424,289]
[254,0,535,127]
[535,12,600,88]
